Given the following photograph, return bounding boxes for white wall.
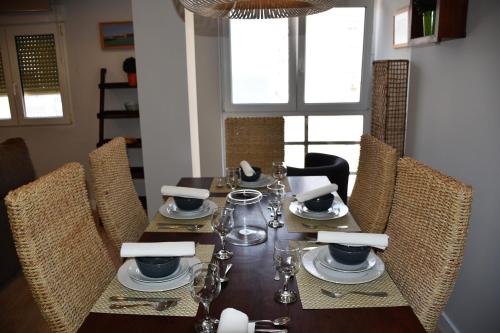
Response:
[375,1,500,332]
[131,0,193,217]
[373,0,411,60]
[0,0,144,195]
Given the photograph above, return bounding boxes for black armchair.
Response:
[287,153,350,203]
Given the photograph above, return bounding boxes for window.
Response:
[0,23,72,126]
[222,1,373,196]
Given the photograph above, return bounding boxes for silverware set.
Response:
[156,223,204,231]
[321,288,388,299]
[108,296,181,311]
[301,222,348,230]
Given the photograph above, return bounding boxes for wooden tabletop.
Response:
[78,177,425,333]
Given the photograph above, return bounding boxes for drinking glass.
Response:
[189,262,221,332]
[272,161,287,185]
[274,240,301,304]
[266,183,285,229]
[211,207,234,260]
[225,167,241,190]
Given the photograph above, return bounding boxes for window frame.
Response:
[0,22,73,126]
[220,0,374,119]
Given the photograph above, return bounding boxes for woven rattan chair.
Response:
[348,135,398,233]
[4,163,115,333]
[89,137,148,251]
[225,117,284,174]
[381,157,473,332]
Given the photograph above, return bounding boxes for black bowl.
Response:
[135,257,180,278]
[328,243,371,265]
[173,196,204,211]
[304,193,334,212]
[240,166,262,182]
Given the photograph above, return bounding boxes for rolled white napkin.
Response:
[120,241,196,258]
[317,231,389,250]
[296,183,339,202]
[240,160,255,177]
[217,308,253,333]
[160,186,209,200]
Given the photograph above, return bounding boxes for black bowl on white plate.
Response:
[328,243,371,266]
[173,196,204,211]
[304,193,334,212]
[135,257,180,278]
[240,166,262,182]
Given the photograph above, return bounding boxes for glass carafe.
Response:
[226,189,267,246]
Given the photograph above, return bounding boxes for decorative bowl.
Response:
[328,243,371,265]
[173,197,204,211]
[240,166,261,182]
[135,257,180,278]
[304,193,334,212]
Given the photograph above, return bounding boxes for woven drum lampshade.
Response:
[179,0,336,19]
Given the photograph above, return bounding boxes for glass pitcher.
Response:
[226,189,267,246]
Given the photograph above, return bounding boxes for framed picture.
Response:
[99,21,134,49]
[393,7,409,48]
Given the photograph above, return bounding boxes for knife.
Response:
[109,296,181,302]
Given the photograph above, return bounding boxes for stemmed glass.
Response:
[267,183,285,229]
[225,167,241,191]
[211,207,234,260]
[274,240,301,304]
[272,161,287,185]
[189,262,221,333]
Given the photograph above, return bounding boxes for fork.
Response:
[157,224,203,231]
[321,288,388,298]
[301,223,348,230]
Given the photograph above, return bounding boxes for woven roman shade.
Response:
[0,50,6,95]
[15,34,60,94]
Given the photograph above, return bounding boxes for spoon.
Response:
[251,316,291,326]
[109,300,177,311]
[220,263,233,283]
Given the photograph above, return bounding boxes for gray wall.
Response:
[131,0,193,217]
[375,0,500,332]
[0,0,144,196]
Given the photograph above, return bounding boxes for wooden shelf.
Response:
[130,167,144,179]
[409,0,468,46]
[97,138,142,148]
[98,82,136,89]
[97,111,140,119]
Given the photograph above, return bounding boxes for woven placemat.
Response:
[295,244,407,309]
[91,244,214,317]
[209,177,291,194]
[146,197,227,233]
[282,198,361,233]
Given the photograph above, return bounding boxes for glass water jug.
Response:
[226,189,267,246]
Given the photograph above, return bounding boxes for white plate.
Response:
[240,174,275,189]
[302,246,384,284]
[128,259,188,284]
[117,257,200,292]
[289,193,348,220]
[159,200,217,220]
[316,246,377,273]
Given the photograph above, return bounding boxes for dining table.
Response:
[78,176,426,333]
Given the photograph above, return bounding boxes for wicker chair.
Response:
[287,153,350,204]
[89,137,148,251]
[4,163,115,333]
[381,157,473,332]
[348,135,398,233]
[225,117,284,174]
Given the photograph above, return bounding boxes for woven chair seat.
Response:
[349,135,398,233]
[89,137,148,252]
[381,157,473,332]
[5,163,115,333]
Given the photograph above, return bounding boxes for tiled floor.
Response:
[0,224,121,333]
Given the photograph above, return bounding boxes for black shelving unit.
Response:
[98,68,146,209]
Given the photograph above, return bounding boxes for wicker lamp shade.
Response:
[179,0,336,19]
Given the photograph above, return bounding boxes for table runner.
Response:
[91,244,214,317]
[209,177,291,194]
[146,197,226,233]
[295,244,407,309]
[282,198,361,233]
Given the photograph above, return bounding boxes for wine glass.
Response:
[211,207,234,260]
[266,183,285,229]
[189,262,221,333]
[272,161,287,185]
[274,240,301,304]
[225,167,241,190]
